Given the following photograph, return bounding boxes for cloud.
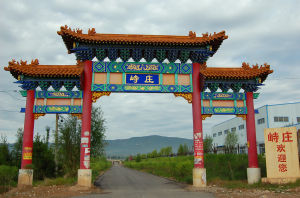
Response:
[0,0,299,143]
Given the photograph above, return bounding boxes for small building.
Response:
[211,102,300,154]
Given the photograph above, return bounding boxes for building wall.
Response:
[210,102,300,154]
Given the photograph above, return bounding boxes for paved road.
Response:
[77,164,215,198]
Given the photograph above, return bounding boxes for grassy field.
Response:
[124,154,266,184]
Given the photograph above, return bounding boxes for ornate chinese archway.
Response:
[4,25,272,187]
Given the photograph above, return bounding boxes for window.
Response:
[238,124,244,130]
[231,127,236,132]
[224,129,229,135]
[257,118,265,124]
[218,131,222,136]
[297,117,300,123]
[213,133,217,137]
[274,116,289,122]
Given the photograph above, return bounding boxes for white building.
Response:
[211,102,300,154]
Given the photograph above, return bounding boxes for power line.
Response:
[0,90,25,101]
[0,109,20,113]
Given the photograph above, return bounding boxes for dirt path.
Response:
[76,165,215,198]
[2,165,300,197]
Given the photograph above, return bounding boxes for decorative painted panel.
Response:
[35,91,83,98]
[34,105,82,114]
[202,107,247,115]
[92,84,192,93]
[92,61,192,74]
[201,92,247,115]
[92,62,193,93]
[201,92,246,100]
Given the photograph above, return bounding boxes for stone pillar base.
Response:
[247,167,261,184]
[18,169,33,188]
[193,168,206,187]
[78,169,92,187]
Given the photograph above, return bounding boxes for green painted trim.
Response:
[122,73,126,84]
[210,99,213,108]
[107,72,110,84]
[253,93,260,99]
[92,72,95,91]
[160,74,163,85]
[190,74,193,91]
[175,74,178,85]
[234,100,237,107]
[244,100,246,107]
[20,90,27,97]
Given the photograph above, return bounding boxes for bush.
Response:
[0,165,18,193]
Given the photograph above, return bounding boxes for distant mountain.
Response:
[104,135,193,158]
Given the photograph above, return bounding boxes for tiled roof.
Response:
[4,59,83,79]
[200,62,273,81]
[57,25,228,52]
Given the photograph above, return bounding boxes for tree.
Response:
[90,107,106,157]
[57,106,106,176]
[151,149,158,158]
[183,143,189,155]
[203,135,213,153]
[11,128,23,168]
[45,126,50,147]
[225,131,238,153]
[58,115,81,177]
[177,144,189,156]
[32,133,55,180]
[135,154,141,162]
[159,146,172,156]
[0,134,10,165]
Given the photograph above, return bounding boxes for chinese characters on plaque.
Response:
[264,127,300,181]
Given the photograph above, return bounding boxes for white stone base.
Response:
[193,168,206,187]
[247,167,261,184]
[18,169,33,187]
[78,169,92,187]
[262,177,300,184]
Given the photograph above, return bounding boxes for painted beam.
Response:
[93,61,193,74]
[35,91,83,98]
[92,84,192,93]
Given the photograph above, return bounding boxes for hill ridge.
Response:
[105,135,193,158]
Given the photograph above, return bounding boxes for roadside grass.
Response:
[90,156,112,181]
[34,177,76,186]
[124,154,300,191]
[33,157,112,187]
[211,178,300,191]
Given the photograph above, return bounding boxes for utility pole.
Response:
[55,114,59,174]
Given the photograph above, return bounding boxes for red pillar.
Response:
[246,92,259,168]
[80,60,93,169]
[192,63,204,168]
[21,90,35,169]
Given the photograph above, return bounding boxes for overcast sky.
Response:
[0,0,300,143]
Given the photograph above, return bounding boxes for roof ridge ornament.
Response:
[189,31,196,38]
[88,28,96,36]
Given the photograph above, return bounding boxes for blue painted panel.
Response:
[125,74,159,85]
